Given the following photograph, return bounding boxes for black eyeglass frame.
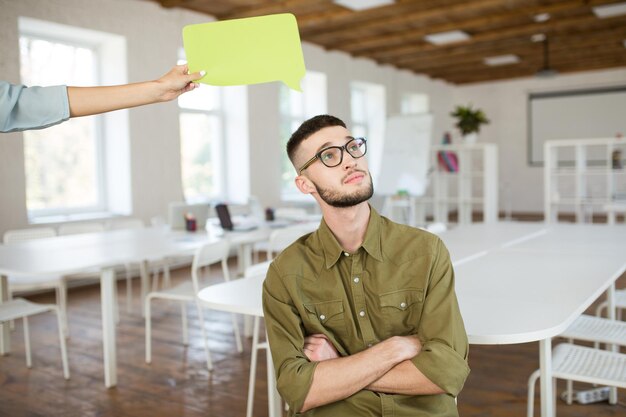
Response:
[298,137,367,175]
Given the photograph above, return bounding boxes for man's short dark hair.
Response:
[286,115,346,165]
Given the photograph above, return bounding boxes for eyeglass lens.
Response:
[319,138,366,168]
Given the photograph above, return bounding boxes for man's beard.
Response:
[312,171,374,208]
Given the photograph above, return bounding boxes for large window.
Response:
[350,81,386,181]
[178,84,225,202]
[401,93,429,115]
[20,35,104,215]
[279,71,327,199]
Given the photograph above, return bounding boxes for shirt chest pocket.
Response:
[303,300,349,340]
[378,289,424,338]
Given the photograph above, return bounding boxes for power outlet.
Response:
[575,387,611,404]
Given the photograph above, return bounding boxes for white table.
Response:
[199,222,626,417]
[0,227,271,388]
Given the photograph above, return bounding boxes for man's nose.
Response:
[342,153,357,170]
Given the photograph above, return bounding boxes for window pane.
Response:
[279,71,327,198]
[178,84,220,111]
[180,112,222,201]
[20,36,101,213]
[401,93,429,114]
[351,87,366,123]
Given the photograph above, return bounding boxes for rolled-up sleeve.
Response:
[0,82,70,133]
[262,263,318,412]
[411,238,470,396]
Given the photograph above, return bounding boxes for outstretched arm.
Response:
[67,64,204,117]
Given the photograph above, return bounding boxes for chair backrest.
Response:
[3,227,56,244]
[108,218,144,230]
[191,240,231,293]
[58,222,105,236]
[244,261,272,279]
[267,225,315,260]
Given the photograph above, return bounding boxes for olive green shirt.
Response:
[262,207,470,417]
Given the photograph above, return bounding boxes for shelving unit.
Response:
[544,137,626,223]
[429,143,498,224]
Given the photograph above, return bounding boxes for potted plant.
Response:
[450,104,489,144]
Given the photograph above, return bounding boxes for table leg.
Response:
[139,260,149,317]
[539,338,554,417]
[0,275,9,355]
[607,284,618,404]
[266,343,281,417]
[101,268,117,388]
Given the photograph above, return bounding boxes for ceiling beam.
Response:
[373,13,626,65]
[336,0,612,55]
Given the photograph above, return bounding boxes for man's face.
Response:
[295,125,373,208]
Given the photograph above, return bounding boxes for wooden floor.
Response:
[1,261,625,417]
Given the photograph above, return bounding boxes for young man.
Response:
[262,115,470,416]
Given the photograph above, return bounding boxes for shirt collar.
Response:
[318,205,384,269]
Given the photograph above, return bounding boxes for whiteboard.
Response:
[529,87,626,165]
[376,114,433,196]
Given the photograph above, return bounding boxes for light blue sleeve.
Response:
[0,81,70,133]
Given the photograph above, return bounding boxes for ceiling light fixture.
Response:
[333,0,394,11]
[424,30,471,45]
[484,54,521,66]
[536,37,558,78]
[592,2,626,18]
[531,33,546,43]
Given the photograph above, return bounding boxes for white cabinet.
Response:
[429,143,498,224]
[544,138,626,223]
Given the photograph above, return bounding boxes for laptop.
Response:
[215,203,258,232]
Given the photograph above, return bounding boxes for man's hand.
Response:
[303,334,340,362]
[386,335,422,361]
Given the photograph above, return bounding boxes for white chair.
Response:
[3,227,69,338]
[243,261,272,417]
[596,289,626,321]
[265,225,315,261]
[57,221,105,236]
[0,298,69,379]
[527,315,626,416]
[145,240,242,370]
[527,344,626,417]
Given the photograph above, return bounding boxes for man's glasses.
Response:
[298,137,367,175]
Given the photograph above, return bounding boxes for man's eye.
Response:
[321,152,335,161]
[348,144,360,152]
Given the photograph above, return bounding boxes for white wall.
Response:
[454,67,626,213]
[0,0,453,235]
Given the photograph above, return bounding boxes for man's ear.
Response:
[295,175,316,195]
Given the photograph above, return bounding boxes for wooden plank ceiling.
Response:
[150,0,626,84]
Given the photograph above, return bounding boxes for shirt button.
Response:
[359,310,366,317]
[343,252,350,257]
[319,314,326,320]
[367,343,373,348]
[400,302,407,308]
[353,277,360,283]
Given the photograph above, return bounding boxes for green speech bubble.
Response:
[183,13,306,91]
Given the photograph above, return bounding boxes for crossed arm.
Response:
[300,334,444,413]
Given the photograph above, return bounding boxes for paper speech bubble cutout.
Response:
[183,13,306,91]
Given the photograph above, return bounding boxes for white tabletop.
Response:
[0,228,213,277]
[0,226,270,388]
